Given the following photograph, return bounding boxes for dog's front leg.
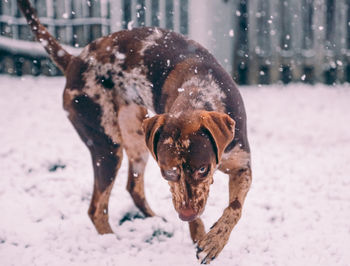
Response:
[196,163,252,264]
[189,218,206,243]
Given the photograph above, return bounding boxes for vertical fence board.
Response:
[233,0,249,84]
[82,0,90,45]
[90,0,102,41]
[256,1,271,84]
[55,0,67,43]
[165,0,174,30]
[110,0,122,31]
[334,0,345,82]
[292,0,303,81]
[136,0,146,27]
[100,0,109,36]
[11,0,19,39]
[45,0,55,36]
[144,0,152,26]
[158,0,165,28]
[345,1,350,82]
[279,0,294,84]
[246,0,256,84]
[0,0,12,38]
[269,1,280,84]
[130,0,137,28]
[65,0,73,45]
[72,0,84,46]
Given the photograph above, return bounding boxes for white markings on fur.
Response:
[122,67,154,109]
[182,75,226,112]
[139,28,163,56]
[81,71,120,145]
[69,31,166,144]
[220,144,250,174]
[163,137,174,145]
[181,138,191,149]
[80,42,155,112]
[78,44,121,144]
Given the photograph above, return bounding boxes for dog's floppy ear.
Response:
[142,114,166,161]
[200,111,235,164]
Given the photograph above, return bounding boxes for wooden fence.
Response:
[0,0,189,76]
[233,0,350,84]
[0,0,349,84]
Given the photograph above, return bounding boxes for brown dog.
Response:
[18,0,252,263]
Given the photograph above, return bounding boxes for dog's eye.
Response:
[198,166,207,174]
[194,165,210,179]
[162,167,180,182]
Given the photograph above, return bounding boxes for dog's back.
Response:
[68,27,219,109]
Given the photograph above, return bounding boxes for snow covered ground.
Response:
[0,75,349,266]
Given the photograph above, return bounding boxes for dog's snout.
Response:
[178,207,198,222]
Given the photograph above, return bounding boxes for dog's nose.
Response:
[178,207,197,222]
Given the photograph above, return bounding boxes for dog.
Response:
[18,0,252,263]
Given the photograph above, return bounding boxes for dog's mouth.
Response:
[178,206,199,222]
[177,201,206,222]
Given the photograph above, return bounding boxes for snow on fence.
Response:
[0,0,349,84]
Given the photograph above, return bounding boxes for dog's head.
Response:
[142,111,235,222]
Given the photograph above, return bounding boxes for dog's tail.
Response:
[17,0,73,74]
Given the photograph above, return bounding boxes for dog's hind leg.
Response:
[65,92,123,234]
[118,104,155,217]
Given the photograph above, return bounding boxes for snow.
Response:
[0,36,82,57]
[0,75,350,266]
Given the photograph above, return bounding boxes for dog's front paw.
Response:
[196,224,229,264]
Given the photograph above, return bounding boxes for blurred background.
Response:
[0,0,349,85]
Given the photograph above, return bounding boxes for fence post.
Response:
[65,0,73,45]
[100,0,110,35]
[11,0,19,39]
[136,0,146,27]
[256,1,271,85]
[110,0,122,32]
[336,0,346,83]
[345,1,350,82]
[233,0,249,85]
[165,0,174,30]
[269,1,280,84]
[279,0,294,84]
[323,0,337,84]
[45,0,55,35]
